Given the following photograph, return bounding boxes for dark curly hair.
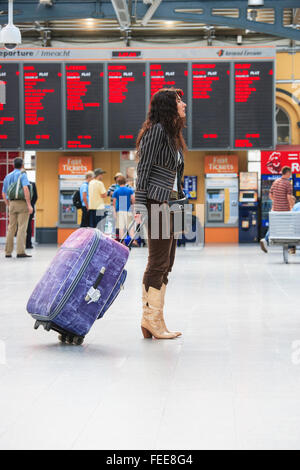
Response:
[136,88,187,152]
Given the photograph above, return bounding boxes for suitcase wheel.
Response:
[73,336,84,346]
[58,334,84,346]
[66,335,74,344]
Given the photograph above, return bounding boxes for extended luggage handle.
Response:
[119,218,145,249]
[85,266,106,304]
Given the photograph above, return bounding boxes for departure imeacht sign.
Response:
[0,46,275,61]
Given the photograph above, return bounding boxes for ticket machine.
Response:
[239,172,259,243]
[205,176,239,227]
[204,155,239,243]
[58,175,84,226]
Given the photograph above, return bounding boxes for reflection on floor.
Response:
[1,243,300,450]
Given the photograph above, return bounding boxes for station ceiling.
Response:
[0,1,299,45]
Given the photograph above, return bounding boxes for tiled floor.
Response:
[1,242,300,450]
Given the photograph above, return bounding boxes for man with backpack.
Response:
[2,157,33,258]
[79,170,94,227]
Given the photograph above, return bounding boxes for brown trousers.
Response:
[143,200,177,291]
[5,200,30,256]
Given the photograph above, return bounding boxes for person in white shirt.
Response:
[88,168,107,228]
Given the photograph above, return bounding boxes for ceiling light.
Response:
[248,0,264,5]
[164,21,175,27]
[39,0,53,5]
[84,18,96,29]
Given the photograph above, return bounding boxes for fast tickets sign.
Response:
[59,156,93,175]
[205,155,238,174]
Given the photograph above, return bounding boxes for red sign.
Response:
[205,155,238,174]
[59,156,93,175]
[261,149,300,174]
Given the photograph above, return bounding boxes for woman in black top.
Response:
[135,88,186,339]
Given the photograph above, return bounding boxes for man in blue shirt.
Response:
[107,172,123,205]
[112,175,137,246]
[2,157,33,258]
[79,170,94,227]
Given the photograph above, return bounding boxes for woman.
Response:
[135,88,187,339]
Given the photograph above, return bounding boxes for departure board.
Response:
[108,63,146,149]
[66,63,104,149]
[150,62,188,98]
[234,61,274,149]
[24,63,62,149]
[150,62,188,140]
[0,64,20,149]
[192,62,230,149]
[0,51,275,151]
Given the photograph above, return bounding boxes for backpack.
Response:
[72,190,82,209]
[7,170,33,201]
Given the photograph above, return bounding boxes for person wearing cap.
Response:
[79,170,94,228]
[88,168,107,228]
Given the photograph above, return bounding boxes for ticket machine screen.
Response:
[239,190,258,203]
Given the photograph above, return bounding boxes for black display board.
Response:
[234,61,274,149]
[66,63,104,149]
[107,63,146,149]
[24,63,62,149]
[0,59,275,151]
[150,62,188,141]
[0,64,20,149]
[192,62,230,149]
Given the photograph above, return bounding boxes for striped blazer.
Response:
[135,123,185,208]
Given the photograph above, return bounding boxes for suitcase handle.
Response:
[93,266,106,289]
[85,266,106,304]
[119,218,145,248]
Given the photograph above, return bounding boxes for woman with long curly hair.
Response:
[135,88,187,339]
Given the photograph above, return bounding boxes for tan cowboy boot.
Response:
[141,286,178,339]
[160,284,181,337]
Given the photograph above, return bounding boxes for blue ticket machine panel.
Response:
[293,174,300,202]
[239,191,259,243]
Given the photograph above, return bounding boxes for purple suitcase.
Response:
[27,228,129,344]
